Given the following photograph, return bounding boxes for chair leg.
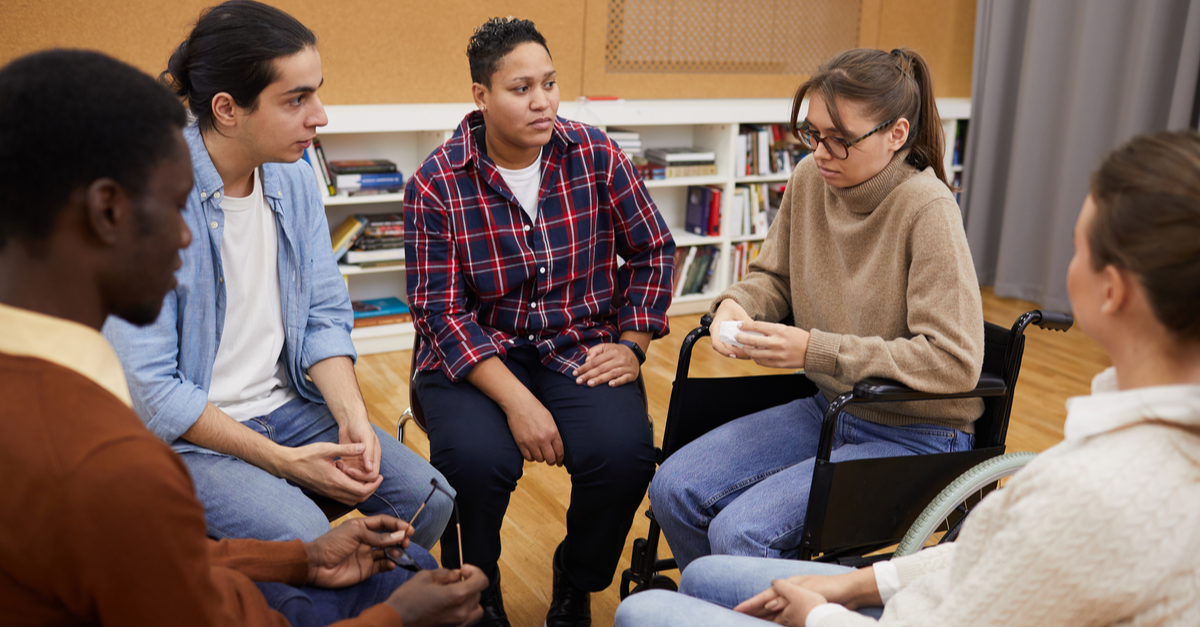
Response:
[397,408,413,443]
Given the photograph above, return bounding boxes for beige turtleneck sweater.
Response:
[716,151,984,430]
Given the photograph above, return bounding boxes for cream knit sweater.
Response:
[716,151,984,430]
[820,369,1200,626]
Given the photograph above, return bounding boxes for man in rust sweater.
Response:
[0,49,486,626]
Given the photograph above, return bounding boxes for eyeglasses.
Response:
[794,118,896,160]
[383,478,461,573]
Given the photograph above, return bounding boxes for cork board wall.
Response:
[0,0,974,104]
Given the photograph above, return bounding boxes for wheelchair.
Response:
[619,309,1072,598]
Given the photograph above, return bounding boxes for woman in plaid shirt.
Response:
[403,17,676,627]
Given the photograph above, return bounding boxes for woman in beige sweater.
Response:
[621,130,1200,626]
[650,48,984,569]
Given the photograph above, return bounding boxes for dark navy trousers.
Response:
[415,346,656,592]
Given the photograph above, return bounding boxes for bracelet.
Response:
[618,339,646,365]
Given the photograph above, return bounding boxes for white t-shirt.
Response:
[207,168,297,421]
[495,149,543,223]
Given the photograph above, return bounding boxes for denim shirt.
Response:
[103,124,355,452]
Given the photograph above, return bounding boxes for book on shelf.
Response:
[645,147,717,179]
[312,138,336,197]
[645,146,717,163]
[331,212,406,262]
[328,159,397,175]
[330,214,369,260]
[351,297,409,320]
[672,245,720,297]
[684,185,722,236]
[662,164,718,178]
[732,183,785,236]
[730,241,763,283]
[737,124,808,177]
[353,312,412,328]
[345,246,404,264]
[605,128,641,142]
[351,235,405,250]
[336,172,405,193]
[606,127,644,158]
[360,212,404,237]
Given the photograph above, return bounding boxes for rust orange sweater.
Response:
[0,352,399,626]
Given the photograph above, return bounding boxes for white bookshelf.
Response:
[317,97,971,355]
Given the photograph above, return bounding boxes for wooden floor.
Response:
[349,288,1110,627]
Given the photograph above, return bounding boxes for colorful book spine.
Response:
[312,138,336,196]
[329,159,397,175]
[336,172,405,191]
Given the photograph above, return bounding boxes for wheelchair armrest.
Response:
[816,373,1007,462]
[853,372,1007,401]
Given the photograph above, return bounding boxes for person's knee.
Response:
[706,509,763,557]
[405,543,439,570]
[677,555,728,595]
[432,439,522,495]
[614,590,676,627]
[647,457,691,514]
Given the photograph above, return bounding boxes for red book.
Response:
[706,186,722,236]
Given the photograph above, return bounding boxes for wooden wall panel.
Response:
[0,0,587,104]
[0,0,973,104]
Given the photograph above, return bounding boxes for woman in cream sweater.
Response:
[620,130,1200,626]
[650,47,984,569]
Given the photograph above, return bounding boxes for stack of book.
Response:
[351,296,411,328]
[330,159,403,196]
[736,124,808,177]
[672,245,720,297]
[730,241,763,283]
[684,185,722,237]
[730,183,785,236]
[330,213,406,266]
[304,138,404,197]
[644,147,717,179]
[606,127,643,157]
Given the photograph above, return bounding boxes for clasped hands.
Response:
[277,413,384,506]
[734,569,881,626]
[710,299,810,369]
[306,515,488,627]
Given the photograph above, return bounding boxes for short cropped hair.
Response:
[467,17,550,87]
[0,49,187,249]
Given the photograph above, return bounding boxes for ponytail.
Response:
[790,47,952,190]
[158,0,316,133]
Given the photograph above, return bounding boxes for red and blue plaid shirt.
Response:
[404,111,675,382]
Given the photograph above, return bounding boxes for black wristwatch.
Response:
[618,339,646,365]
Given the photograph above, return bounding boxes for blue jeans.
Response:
[649,394,973,569]
[614,556,883,626]
[257,544,438,626]
[181,397,453,546]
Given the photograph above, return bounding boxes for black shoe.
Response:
[546,543,591,627]
[473,571,510,627]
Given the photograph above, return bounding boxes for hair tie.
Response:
[890,48,914,79]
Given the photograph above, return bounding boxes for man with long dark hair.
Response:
[0,48,486,627]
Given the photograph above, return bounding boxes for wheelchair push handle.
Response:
[1029,310,1073,333]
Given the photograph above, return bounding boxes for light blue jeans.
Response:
[649,394,973,569]
[181,397,453,547]
[614,556,883,626]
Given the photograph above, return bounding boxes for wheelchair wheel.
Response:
[895,452,1036,557]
